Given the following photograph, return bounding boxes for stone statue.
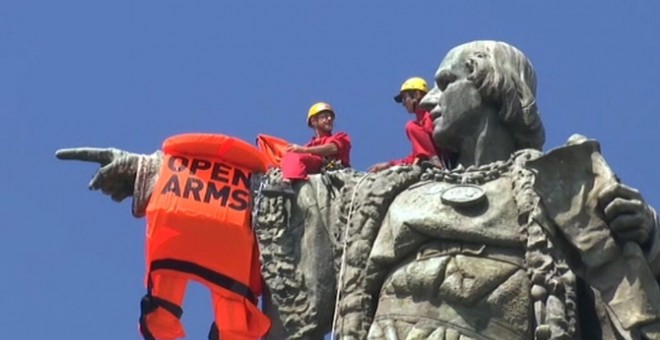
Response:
[57,40,660,340]
[332,41,660,340]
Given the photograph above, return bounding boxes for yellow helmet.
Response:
[307,102,335,126]
[394,77,428,103]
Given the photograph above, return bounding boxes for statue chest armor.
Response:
[386,176,524,247]
[372,177,532,339]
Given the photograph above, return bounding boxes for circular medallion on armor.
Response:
[441,184,486,207]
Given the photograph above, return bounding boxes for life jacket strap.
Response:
[208,322,219,340]
[151,258,258,304]
[139,294,183,340]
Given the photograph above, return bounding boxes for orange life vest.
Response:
[139,133,271,340]
[256,134,289,168]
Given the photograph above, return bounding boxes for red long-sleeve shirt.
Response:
[281,131,352,180]
[304,131,351,167]
[389,110,440,166]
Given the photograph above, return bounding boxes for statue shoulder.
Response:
[524,134,619,245]
[523,134,605,178]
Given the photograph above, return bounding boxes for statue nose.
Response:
[429,108,442,120]
[420,88,440,112]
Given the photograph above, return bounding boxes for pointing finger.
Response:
[56,148,117,166]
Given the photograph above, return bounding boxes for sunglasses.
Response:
[315,111,335,120]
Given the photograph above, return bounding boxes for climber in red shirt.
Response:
[262,102,351,197]
[369,77,452,173]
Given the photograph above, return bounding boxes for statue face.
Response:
[420,47,490,151]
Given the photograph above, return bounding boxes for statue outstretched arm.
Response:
[55,147,162,217]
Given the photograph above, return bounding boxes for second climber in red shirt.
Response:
[262,102,351,197]
[369,76,452,173]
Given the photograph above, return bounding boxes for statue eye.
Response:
[475,52,486,58]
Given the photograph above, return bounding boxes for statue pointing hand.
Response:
[56,147,141,201]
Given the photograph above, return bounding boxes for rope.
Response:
[251,173,268,225]
[330,173,370,340]
[250,172,269,315]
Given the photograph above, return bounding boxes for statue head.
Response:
[421,40,545,152]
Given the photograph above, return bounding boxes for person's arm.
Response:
[369,152,415,173]
[290,132,351,157]
[388,155,416,166]
[302,143,338,156]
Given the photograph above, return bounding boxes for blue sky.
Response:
[2,1,659,339]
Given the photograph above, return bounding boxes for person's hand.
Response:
[287,144,307,153]
[56,147,140,202]
[368,162,391,173]
[599,182,656,246]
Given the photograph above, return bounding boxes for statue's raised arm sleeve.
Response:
[132,151,163,218]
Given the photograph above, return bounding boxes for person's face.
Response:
[400,91,424,114]
[420,48,488,151]
[310,110,334,133]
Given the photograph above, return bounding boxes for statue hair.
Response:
[461,40,545,150]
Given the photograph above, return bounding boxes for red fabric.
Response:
[281,153,325,180]
[256,134,289,168]
[390,110,442,166]
[281,131,351,180]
